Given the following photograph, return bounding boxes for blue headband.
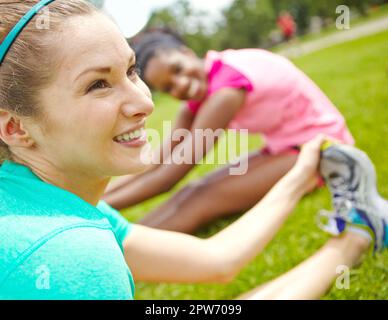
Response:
[0,0,56,65]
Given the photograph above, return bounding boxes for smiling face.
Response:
[25,13,154,178]
[144,48,208,101]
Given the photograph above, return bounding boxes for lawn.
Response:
[121,30,388,300]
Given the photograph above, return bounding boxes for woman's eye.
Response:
[86,67,139,94]
[87,80,109,93]
[174,64,182,74]
[127,66,140,79]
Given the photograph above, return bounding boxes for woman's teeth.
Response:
[115,129,143,142]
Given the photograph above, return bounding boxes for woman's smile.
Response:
[113,126,148,148]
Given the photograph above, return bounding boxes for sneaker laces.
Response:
[317,183,367,235]
[317,199,352,236]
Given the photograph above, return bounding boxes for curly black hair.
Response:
[129,27,185,79]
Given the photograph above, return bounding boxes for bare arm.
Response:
[104,88,246,209]
[123,136,325,283]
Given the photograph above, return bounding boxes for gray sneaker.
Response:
[317,144,388,251]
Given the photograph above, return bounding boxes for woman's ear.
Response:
[0,110,34,147]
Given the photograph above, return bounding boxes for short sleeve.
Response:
[96,201,133,245]
[0,227,134,300]
[186,60,253,115]
[208,61,253,93]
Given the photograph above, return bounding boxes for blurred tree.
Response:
[215,0,276,49]
[146,6,180,31]
[146,0,214,56]
[344,0,368,16]
[143,0,385,53]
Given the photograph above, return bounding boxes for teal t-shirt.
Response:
[0,161,135,300]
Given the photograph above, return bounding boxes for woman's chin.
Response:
[115,146,153,175]
[111,161,150,177]
[131,161,152,174]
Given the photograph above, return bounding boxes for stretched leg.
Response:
[237,232,370,300]
[237,144,384,299]
[139,151,298,233]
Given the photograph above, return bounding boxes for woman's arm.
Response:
[104,88,246,209]
[123,136,325,283]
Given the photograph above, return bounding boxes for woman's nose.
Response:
[172,76,189,99]
[121,81,154,119]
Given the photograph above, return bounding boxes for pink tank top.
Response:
[186,49,354,154]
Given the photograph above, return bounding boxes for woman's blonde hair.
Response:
[0,0,97,162]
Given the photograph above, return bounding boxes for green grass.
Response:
[121,30,388,300]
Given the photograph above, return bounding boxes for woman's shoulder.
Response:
[0,212,128,295]
[0,213,112,262]
[0,219,133,299]
[204,51,254,93]
[0,194,115,277]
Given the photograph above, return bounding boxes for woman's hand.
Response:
[290,135,327,193]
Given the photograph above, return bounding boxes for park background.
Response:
[98,0,388,299]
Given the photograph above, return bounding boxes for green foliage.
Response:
[122,30,388,300]
[145,0,387,52]
[145,0,214,56]
[215,0,276,49]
